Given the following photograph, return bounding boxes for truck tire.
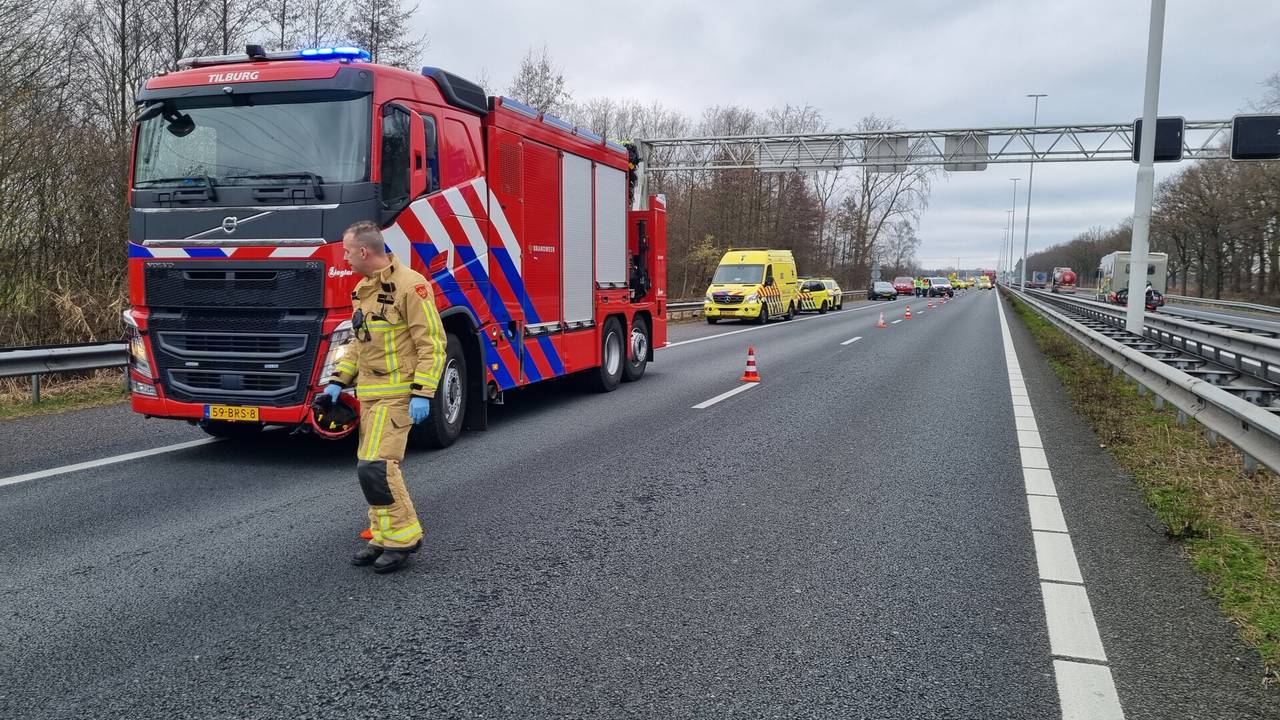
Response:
[409,331,467,449]
[622,316,649,383]
[756,304,770,325]
[585,318,624,393]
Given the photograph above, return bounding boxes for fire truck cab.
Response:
[124,46,667,447]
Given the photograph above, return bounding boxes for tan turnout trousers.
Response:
[356,396,423,549]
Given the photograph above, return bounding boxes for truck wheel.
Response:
[756,304,770,325]
[200,420,263,439]
[586,318,624,393]
[410,331,467,449]
[622,316,649,382]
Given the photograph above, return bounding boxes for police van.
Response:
[703,249,799,324]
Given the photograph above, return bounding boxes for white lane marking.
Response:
[1024,468,1057,496]
[1020,447,1050,469]
[1028,495,1069,533]
[664,300,894,349]
[1054,660,1125,720]
[1041,582,1108,661]
[692,383,758,409]
[840,336,863,346]
[1034,531,1084,584]
[891,319,903,324]
[0,438,222,488]
[996,293,1124,719]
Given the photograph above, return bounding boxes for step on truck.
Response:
[124,45,667,447]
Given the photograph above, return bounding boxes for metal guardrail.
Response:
[1164,293,1280,318]
[0,342,128,403]
[1008,287,1280,474]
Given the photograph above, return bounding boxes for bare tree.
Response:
[507,45,572,115]
[206,0,264,55]
[345,0,425,68]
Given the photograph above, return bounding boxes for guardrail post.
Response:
[1206,430,1219,447]
[1177,409,1187,425]
[1243,454,1258,474]
[123,369,132,392]
[1153,395,1164,409]
[1137,384,1147,397]
[30,373,40,404]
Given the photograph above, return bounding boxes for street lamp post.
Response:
[1008,179,1020,281]
[1020,94,1047,291]
[1126,0,1165,335]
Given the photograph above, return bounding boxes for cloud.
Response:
[415,0,1280,267]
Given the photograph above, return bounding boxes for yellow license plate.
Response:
[205,404,260,422]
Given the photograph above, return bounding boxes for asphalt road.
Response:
[0,291,1274,719]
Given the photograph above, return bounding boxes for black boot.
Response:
[372,540,421,574]
[351,545,383,566]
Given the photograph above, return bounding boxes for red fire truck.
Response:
[123,45,667,447]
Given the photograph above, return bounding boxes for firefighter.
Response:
[322,220,446,574]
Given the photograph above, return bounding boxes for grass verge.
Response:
[1008,293,1280,681]
[0,370,128,421]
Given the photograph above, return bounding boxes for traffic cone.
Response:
[905,305,913,320]
[740,346,761,382]
[927,300,934,309]
[876,312,888,328]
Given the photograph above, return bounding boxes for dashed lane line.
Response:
[664,300,901,349]
[995,291,1126,720]
[691,383,759,409]
[0,438,222,489]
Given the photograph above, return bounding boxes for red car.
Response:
[893,276,915,296]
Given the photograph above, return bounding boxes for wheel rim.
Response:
[443,360,463,425]
[605,331,622,375]
[630,326,647,365]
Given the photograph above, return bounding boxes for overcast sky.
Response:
[414,0,1280,270]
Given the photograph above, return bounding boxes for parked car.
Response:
[893,276,915,296]
[868,281,897,300]
[821,277,844,309]
[928,277,954,298]
[797,278,834,313]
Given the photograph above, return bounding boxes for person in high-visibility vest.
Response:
[323,220,446,574]
[914,277,923,297]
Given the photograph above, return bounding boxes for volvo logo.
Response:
[221,216,238,233]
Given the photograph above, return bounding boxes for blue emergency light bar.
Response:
[177,45,372,69]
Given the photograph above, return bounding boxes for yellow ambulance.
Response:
[703,248,800,324]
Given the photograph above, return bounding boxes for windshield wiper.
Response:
[225,171,325,200]
[134,174,217,201]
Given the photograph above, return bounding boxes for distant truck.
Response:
[1027,271,1048,289]
[1050,267,1077,293]
[1096,251,1168,308]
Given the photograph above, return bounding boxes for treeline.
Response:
[0,11,928,346]
[1026,74,1280,300]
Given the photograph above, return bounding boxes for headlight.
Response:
[745,293,759,303]
[122,310,152,379]
[320,320,355,381]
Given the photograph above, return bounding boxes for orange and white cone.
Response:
[927,300,934,309]
[740,346,761,382]
[905,305,913,320]
[876,312,888,328]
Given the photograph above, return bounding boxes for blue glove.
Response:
[322,383,342,403]
[409,396,431,424]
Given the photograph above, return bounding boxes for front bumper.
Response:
[704,302,763,319]
[131,392,312,425]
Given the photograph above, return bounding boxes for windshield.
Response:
[894,277,912,284]
[134,90,371,187]
[712,264,765,284]
[874,282,892,290]
[933,278,950,285]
